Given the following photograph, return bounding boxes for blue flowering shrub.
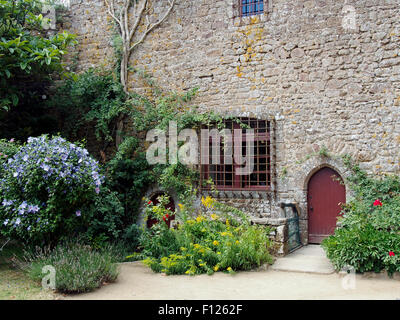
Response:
[0,135,106,244]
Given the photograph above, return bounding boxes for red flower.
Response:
[163,214,170,222]
[389,251,395,257]
[373,199,382,207]
[147,200,152,205]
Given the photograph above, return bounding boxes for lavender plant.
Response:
[0,135,104,244]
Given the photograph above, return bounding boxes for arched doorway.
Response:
[146,192,176,229]
[307,167,346,244]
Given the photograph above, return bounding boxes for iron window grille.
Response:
[200,118,272,191]
[240,0,264,17]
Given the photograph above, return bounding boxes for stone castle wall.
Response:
[64,0,400,252]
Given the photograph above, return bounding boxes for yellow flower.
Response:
[235,240,239,244]
[227,267,233,272]
[211,213,218,220]
[193,243,201,249]
[178,203,184,210]
[213,240,219,246]
[217,251,221,255]
[214,265,219,271]
[221,232,228,236]
[226,219,230,226]
[180,247,187,251]
[196,215,205,223]
[201,196,215,208]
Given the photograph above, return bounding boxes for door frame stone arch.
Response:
[292,156,351,245]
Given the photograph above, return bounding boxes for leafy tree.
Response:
[0,0,76,111]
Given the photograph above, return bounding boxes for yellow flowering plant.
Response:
[138,193,274,276]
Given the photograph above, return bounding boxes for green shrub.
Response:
[322,157,400,275]
[84,187,125,246]
[0,0,76,112]
[322,224,400,274]
[122,223,143,252]
[22,242,119,294]
[0,138,21,176]
[140,195,274,275]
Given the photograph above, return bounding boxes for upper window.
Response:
[240,0,264,17]
[200,118,272,191]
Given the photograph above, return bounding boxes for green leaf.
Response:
[11,94,18,106]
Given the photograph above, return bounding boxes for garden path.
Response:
[63,247,400,300]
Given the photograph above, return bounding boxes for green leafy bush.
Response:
[84,187,125,246]
[22,242,119,293]
[322,157,400,275]
[322,224,400,274]
[140,195,274,275]
[48,68,129,146]
[0,138,21,175]
[0,0,76,111]
[122,223,143,252]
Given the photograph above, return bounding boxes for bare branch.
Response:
[105,0,123,31]
[129,0,148,42]
[129,0,176,52]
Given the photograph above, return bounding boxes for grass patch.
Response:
[0,240,56,300]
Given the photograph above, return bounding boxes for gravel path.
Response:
[63,261,400,300]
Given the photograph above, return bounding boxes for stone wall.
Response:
[65,0,400,254]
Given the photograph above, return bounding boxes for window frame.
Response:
[239,0,265,18]
[200,118,272,192]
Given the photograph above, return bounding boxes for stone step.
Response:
[271,245,336,274]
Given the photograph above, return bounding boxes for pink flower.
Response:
[9,138,14,143]
[75,210,81,217]
[95,187,100,194]
[373,199,383,207]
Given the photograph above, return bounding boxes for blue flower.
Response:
[2,199,13,206]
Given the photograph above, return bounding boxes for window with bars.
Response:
[240,0,264,17]
[200,118,272,191]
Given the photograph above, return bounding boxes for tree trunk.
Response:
[116,49,129,147]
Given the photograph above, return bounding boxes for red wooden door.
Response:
[307,167,346,244]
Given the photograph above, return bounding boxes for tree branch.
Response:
[105,0,123,31]
[129,0,175,52]
[129,0,148,42]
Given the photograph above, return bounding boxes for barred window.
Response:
[240,0,264,17]
[200,118,272,191]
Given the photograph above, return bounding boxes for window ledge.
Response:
[202,190,272,199]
